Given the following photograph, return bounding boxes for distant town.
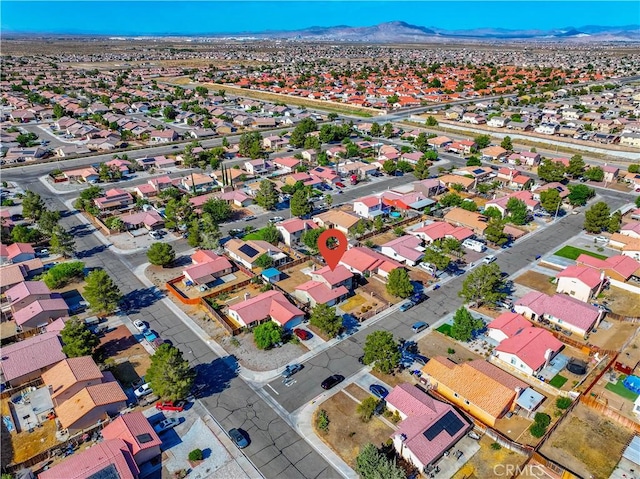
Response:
[1,34,640,479]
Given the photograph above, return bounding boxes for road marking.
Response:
[285,380,296,388]
[266,384,279,396]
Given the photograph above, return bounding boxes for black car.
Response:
[411,293,425,304]
[321,374,344,390]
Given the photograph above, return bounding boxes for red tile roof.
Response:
[496,327,563,371]
[229,290,303,327]
[488,312,531,338]
[577,254,640,280]
[101,411,162,457]
[556,265,603,289]
[0,331,65,382]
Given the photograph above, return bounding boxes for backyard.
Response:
[452,436,527,479]
[554,246,607,261]
[513,271,557,296]
[418,331,486,364]
[598,286,640,317]
[97,325,151,387]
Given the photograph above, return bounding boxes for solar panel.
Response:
[239,244,259,258]
[423,411,465,441]
[473,168,485,175]
[136,433,153,444]
[88,464,119,479]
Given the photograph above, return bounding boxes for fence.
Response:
[356,214,424,243]
[0,327,40,346]
[165,276,201,305]
[579,395,640,433]
[0,377,44,400]
[200,299,241,336]
[605,311,640,323]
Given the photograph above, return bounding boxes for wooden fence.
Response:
[200,299,241,336]
[0,327,40,347]
[0,378,44,400]
[605,312,640,323]
[579,395,640,433]
[165,276,201,306]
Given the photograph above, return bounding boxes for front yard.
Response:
[97,325,151,387]
[513,271,557,296]
[417,331,486,364]
[554,245,607,261]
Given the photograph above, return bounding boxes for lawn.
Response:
[340,294,367,313]
[554,246,607,261]
[549,374,568,388]
[605,375,640,401]
[436,324,452,336]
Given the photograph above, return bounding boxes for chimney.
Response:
[514,386,523,398]
[543,348,554,367]
[244,293,250,301]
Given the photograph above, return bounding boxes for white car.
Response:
[133,383,153,398]
[594,236,608,243]
[482,255,496,264]
[153,417,180,434]
[133,320,148,332]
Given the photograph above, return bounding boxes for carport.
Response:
[539,353,569,381]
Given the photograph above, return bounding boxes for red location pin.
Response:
[317,229,348,271]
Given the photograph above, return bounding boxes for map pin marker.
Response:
[317,229,348,271]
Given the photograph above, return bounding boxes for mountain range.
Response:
[227,21,640,43]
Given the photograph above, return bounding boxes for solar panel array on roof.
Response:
[136,433,153,444]
[473,168,485,175]
[87,464,119,479]
[239,244,259,258]
[423,411,465,441]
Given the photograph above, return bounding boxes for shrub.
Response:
[317,409,330,432]
[447,348,455,354]
[357,397,379,423]
[490,442,502,450]
[529,423,547,438]
[556,397,572,410]
[188,449,203,462]
[534,412,551,428]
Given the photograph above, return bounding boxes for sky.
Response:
[1,1,637,35]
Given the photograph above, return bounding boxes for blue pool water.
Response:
[623,375,640,394]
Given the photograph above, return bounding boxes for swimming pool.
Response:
[623,375,640,394]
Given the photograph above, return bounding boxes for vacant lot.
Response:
[599,286,640,317]
[452,435,527,479]
[359,276,400,306]
[554,246,607,261]
[418,332,486,364]
[97,325,151,386]
[588,320,637,351]
[514,271,557,296]
[540,403,635,479]
[314,391,394,467]
[366,231,398,247]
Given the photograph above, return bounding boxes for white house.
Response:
[353,196,387,219]
[380,235,424,266]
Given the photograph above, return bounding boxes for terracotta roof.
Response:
[56,382,127,429]
[0,331,65,382]
[42,356,104,400]
[311,264,353,286]
[296,281,348,304]
[6,242,35,259]
[488,312,532,338]
[496,327,563,371]
[229,290,303,327]
[577,253,640,280]
[277,218,317,234]
[339,246,402,274]
[556,265,603,289]
[101,411,162,457]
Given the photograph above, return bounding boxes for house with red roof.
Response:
[0,331,65,387]
[276,218,317,247]
[5,242,36,264]
[487,312,532,343]
[556,265,605,302]
[532,182,570,201]
[101,412,162,466]
[339,246,402,279]
[56,381,128,433]
[386,384,470,473]
[309,264,354,290]
[13,297,68,331]
[39,438,139,479]
[514,291,602,337]
[217,189,253,207]
[620,221,640,240]
[410,221,474,244]
[0,259,43,292]
[5,280,52,313]
[576,253,640,283]
[94,188,134,212]
[228,290,304,330]
[183,250,233,286]
[310,166,341,184]
[118,210,165,231]
[295,280,349,308]
[353,196,388,219]
[380,235,425,266]
[485,191,540,218]
[493,326,563,376]
[446,140,476,156]
[273,156,300,173]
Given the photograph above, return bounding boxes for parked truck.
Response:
[350,174,358,185]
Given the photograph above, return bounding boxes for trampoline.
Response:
[623,375,640,394]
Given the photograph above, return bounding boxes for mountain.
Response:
[240,22,640,43]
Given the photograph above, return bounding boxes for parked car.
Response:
[399,301,415,312]
[155,400,186,412]
[369,384,389,399]
[321,374,344,390]
[143,330,158,342]
[412,321,428,333]
[594,236,608,243]
[495,299,513,309]
[153,417,180,434]
[229,428,249,448]
[149,231,162,240]
[133,320,147,332]
[411,293,425,304]
[293,328,310,340]
[419,263,437,274]
[134,383,153,398]
[413,354,429,366]
[282,364,303,378]
[482,255,496,264]
[36,248,49,257]
[244,215,256,222]
[269,216,285,223]
[335,182,346,189]
[229,228,244,237]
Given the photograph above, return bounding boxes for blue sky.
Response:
[2,1,636,35]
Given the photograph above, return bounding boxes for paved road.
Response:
[21,178,338,479]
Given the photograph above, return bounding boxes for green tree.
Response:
[413,157,431,180]
[50,225,76,258]
[425,115,438,126]
[474,134,491,149]
[254,180,278,210]
[414,132,430,153]
[147,242,175,266]
[440,192,463,207]
[42,261,85,289]
[451,307,485,342]
[325,194,333,208]
[636,195,640,208]
[357,397,379,422]
[255,253,274,269]
[37,210,61,236]
[16,132,38,147]
[608,211,622,233]
[386,268,413,298]
[363,331,401,374]
[162,106,177,120]
[60,318,100,358]
[146,343,196,401]
[83,269,122,314]
[253,322,283,349]
[53,103,66,119]
[327,112,338,121]
[584,166,604,182]
[567,154,585,178]
[309,303,342,338]
[484,219,509,246]
[187,221,202,247]
[301,227,325,252]
[466,156,482,167]
[507,197,529,225]
[370,123,382,137]
[238,131,264,159]
[500,136,513,151]
[290,189,312,217]
[459,263,507,306]
[21,191,46,221]
[584,201,610,233]
[202,198,232,223]
[11,224,41,243]
[423,247,451,271]
[260,223,281,245]
[567,184,594,206]
[382,160,397,176]
[540,189,562,214]
[396,160,413,173]
[356,443,405,479]
[105,216,126,232]
[373,215,384,232]
[537,158,566,182]
[383,122,394,138]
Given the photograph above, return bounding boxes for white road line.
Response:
[266,384,279,396]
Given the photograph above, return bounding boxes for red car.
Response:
[335,182,346,189]
[293,328,310,340]
[155,400,186,412]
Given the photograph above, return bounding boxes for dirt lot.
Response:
[370,368,415,388]
[540,402,635,479]
[97,325,151,386]
[452,435,527,479]
[366,231,398,247]
[218,330,308,371]
[588,320,637,351]
[314,391,394,467]
[418,332,486,364]
[598,286,640,317]
[514,271,557,296]
[275,263,314,294]
[359,276,400,306]
[4,417,59,465]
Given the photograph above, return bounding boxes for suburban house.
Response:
[313,210,362,236]
[493,326,564,377]
[353,196,388,219]
[228,290,304,330]
[381,191,435,212]
[532,182,570,202]
[514,291,603,337]
[217,189,253,207]
[602,164,620,183]
[339,246,402,279]
[39,438,139,479]
[410,221,474,244]
[443,208,489,235]
[276,218,317,247]
[294,280,349,308]
[0,259,44,293]
[609,233,640,261]
[309,264,354,291]
[0,331,66,387]
[117,210,165,231]
[496,168,533,190]
[555,265,605,303]
[224,239,288,270]
[150,129,178,143]
[428,136,453,149]
[273,157,300,173]
[437,174,475,191]
[386,384,470,473]
[310,166,341,184]
[620,221,640,239]
[412,178,445,198]
[41,356,105,407]
[487,117,511,128]
[480,145,508,161]
[94,188,134,212]
[576,253,640,283]
[13,297,68,331]
[421,357,529,427]
[4,242,36,264]
[181,173,216,193]
[101,412,162,467]
[380,235,425,266]
[5,281,52,313]
[487,312,533,343]
[244,159,273,175]
[484,191,540,218]
[446,140,476,155]
[183,250,234,286]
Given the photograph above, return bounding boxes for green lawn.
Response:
[549,374,568,388]
[554,246,607,261]
[436,324,452,337]
[605,375,640,401]
[243,231,263,241]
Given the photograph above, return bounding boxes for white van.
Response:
[419,263,437,275]
[462,239,486,253]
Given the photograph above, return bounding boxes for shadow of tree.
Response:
[192,355,240,398]
[120,288,163,313]
[0,418,14,469]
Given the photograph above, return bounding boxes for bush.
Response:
[317,409,330,432]
[357,397,379,423]
[188,449,203,461]
[556,397,572,410]
[534,412,551,428]
[447,348,455,354]
[529,412,551,438]
[490,442,502,450]
[253,321,283,349]
[529,423,547,438]
[42,261,85,289]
